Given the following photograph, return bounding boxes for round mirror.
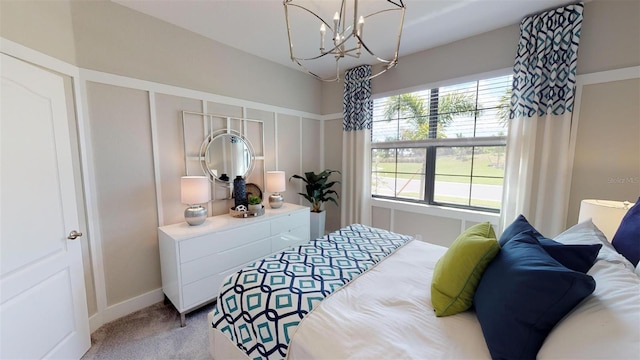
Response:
[201,131,254,182]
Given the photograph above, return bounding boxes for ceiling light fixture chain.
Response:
[283,0,405,82]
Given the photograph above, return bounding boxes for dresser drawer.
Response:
[182,273,223,310]
[270,210,310,235]
[271,225,310,252]
[179,221,270,263]
[181,237,271,285]
[182,260,258,310]
[158,204,311,322]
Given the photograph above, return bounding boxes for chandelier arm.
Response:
[357,37,396,64]
[353,0,358,33]
[294,50,337,61]
[283,0,406,82]
[339,0,347,35]
[283,2,296,62]
[292,57,340,82]
[367,65,395,80]
[292,33,355,61]
[384,0,405,9]
[343,49,363,58]
[295,54,395,82]
[362,7,404,20]
[285,2,337,33]
[396,6,407,56]
[357,1,405,64]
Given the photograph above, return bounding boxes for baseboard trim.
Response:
[89,288,164,333]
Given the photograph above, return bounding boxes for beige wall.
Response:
[321,0,640,116]
[323,118,344,233]
[0,0,77,65]
[323,0,640,246]
[69,0,322,115]
[1,0,324,326]
[568,0,640,228]
[567,78,640,227]
[320,24,519,115]
[577,0,640,74]
[84,81,324,310]
[1,0,323,112]
[86,82,161,305]
[393,211,461,248]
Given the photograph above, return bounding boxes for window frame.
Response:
[370,71,511,213]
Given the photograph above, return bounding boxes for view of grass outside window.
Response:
[371,74,512,212]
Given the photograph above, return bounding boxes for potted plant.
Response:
[289,169,340,239]
[247,195,262,213]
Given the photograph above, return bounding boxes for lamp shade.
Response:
[266,171,286,193]
[578,199,634,241]
[181,176,210,205]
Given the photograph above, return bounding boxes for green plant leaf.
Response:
[289,169,341,210]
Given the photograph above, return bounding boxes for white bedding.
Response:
[210,238,640,359]
[538,259,640,359]
[288,240,491,359]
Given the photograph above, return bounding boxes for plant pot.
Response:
[310,210,326,240]
[248,204,262,213]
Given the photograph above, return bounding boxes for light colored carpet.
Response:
[82,301,215,360]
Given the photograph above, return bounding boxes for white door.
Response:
[1,53,90,359]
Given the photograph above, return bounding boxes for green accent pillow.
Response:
[431,222,500,317]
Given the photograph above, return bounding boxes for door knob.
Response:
[67,230,83,240]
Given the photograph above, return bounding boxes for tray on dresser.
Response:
[229,205,265,218]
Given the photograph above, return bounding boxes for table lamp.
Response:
[578,199,633,241]
[181,176,210,225]
[266,171,285,209]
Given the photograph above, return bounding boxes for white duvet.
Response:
[288,240,490,359]
[211,239,640,359]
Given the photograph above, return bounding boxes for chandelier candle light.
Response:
[181,176,211,226]
[283,0,405,81]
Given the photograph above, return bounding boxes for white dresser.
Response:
[158,203,310,326]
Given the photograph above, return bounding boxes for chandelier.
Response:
[283,0,406,82]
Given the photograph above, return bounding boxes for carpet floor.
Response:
[82,301,215,360]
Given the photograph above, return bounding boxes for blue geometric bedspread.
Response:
[211,224,413,359]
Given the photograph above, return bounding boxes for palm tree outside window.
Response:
[371,74,512,212]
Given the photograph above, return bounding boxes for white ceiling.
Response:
[113,0,571,79]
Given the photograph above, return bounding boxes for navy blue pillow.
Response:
[500,215,601,273]
[537,238,601,273]
[474,231,596,360]
[499,214,541,246]
[612,198,640,266]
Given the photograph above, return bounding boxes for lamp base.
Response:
[184,205,207,226]
[269,193,284,209]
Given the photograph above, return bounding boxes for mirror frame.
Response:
[200,129,255,183]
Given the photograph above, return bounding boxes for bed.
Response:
[208,220,640,359]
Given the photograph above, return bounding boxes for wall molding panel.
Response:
[0,38,78,77]
[2,37,326,333]
[80,68,325,122]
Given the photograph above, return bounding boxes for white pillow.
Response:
[538,258,640,359]
[636,263,640,278]
[540,220,640,358]
[554,219,635,272]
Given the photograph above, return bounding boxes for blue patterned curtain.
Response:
[341,65,373,226]
[343,65,372,131]
[510,2,584,119]
[501,2,585,236]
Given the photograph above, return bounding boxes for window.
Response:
[371,74,512,212]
